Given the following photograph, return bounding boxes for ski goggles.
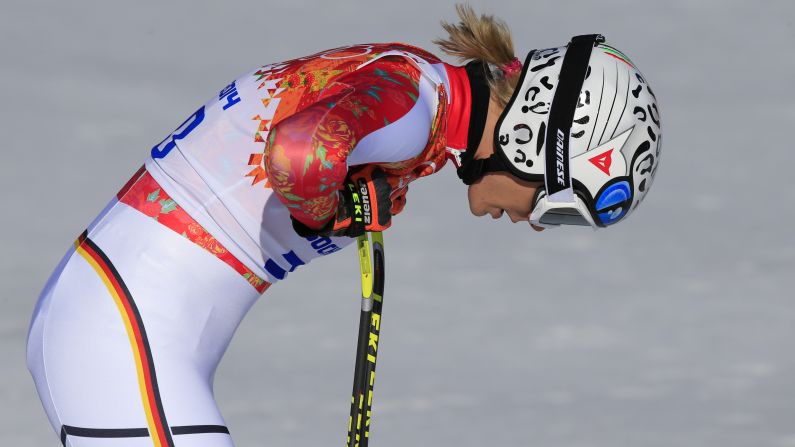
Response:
[529,190,597,228]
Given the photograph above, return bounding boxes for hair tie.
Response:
[498,58,523,78]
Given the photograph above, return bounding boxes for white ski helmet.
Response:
[459,34,661,228]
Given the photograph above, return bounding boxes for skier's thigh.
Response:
[28,235,236,446]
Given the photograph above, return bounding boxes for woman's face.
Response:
[466,97,544,230]
[467,172,542,223]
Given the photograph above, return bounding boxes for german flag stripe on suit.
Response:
[74,231,175,447]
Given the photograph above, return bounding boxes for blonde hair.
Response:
[433,4,520,106]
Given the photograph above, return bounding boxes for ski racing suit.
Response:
[26,42,478,446]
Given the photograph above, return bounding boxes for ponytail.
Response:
[433,4,520,106]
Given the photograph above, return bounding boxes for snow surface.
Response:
[1,1,794,446]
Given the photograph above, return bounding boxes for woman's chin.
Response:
[468,200,486,217]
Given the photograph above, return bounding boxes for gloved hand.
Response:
[292,165,393,238]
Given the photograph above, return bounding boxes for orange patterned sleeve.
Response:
[263,59,422,229]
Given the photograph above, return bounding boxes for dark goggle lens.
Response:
[538,207,592,226]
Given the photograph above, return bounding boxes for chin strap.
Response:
[455,60,496,186]
[453,59,522,186]
[457,153,510,185]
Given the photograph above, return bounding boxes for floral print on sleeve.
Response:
[263,58,423,229]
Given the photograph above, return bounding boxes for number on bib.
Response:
[151,106,206,159]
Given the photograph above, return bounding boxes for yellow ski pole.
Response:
[347,232,385,447]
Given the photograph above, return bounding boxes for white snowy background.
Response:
[2,1,794,446]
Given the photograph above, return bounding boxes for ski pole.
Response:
[347,232,385,447]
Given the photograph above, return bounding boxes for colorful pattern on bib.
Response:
[147,43,455,281]
[118,167,270,293]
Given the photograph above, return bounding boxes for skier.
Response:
[27,5,661,446]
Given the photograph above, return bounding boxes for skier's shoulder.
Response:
[371,42,443,63]
[308,42,443,80]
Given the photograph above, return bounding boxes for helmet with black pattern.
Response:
[461,34,662,228]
